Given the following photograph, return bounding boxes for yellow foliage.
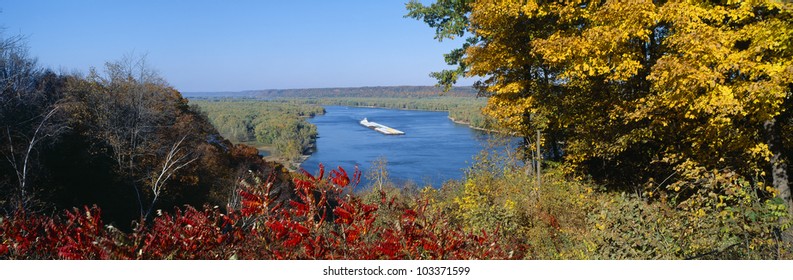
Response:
[462,0,793,196]
[414,0,793,258]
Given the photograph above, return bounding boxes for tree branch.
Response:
[144,135,197,219]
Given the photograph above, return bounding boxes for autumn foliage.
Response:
[0,164,516,260]
[410,0,793,212]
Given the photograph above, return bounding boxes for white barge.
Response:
[360,118,405,135]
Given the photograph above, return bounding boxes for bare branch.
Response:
[144,135,197,219]
[21,107,58,192]
[2,106,58,211]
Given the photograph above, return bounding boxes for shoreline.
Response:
[345,105,448,113]
[289,154,311,172]
[262,146,314,173]
[263,154,310,173]
[446,116,510,135]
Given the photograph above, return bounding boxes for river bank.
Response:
[447,116,511,135]
[259,145,314,172]
[227,138,311,173]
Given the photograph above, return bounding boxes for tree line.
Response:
[247,85,478,98]
[287,97,499,131]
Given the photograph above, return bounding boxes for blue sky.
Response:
[0,0,471,92]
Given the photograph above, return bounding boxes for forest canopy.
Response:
[0,36,291,227]
[408,0,793,213]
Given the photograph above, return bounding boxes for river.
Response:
[301,106,512,189]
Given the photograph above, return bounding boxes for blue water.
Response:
[301,106,507,189]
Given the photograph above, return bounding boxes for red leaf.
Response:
[330,167,350,186]
[284,232,302,247]
[361,204,378,215]
[402,209,417,223]
[345,226,361,243]
[289,201,308,215]
[333,207,353,225]
[293,223,310,236]
[317,163,325,180]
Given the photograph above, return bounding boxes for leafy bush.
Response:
[426,149,595,259]
[0,164,516,260]
[589,166,790,259]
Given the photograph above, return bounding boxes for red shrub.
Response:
[1,164,521,260]
[0,206,122,259]
[136,206,233,259]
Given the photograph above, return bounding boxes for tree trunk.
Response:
[771,151,791,216]
[765,119,792,217]
[523,135,534,176]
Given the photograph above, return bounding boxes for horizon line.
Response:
[181,85,476,93]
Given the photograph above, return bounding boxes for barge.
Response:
[360,118,405,135]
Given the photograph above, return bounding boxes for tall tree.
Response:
[0,35,65,212]
[61,55,203,219]
[411,1,793,211]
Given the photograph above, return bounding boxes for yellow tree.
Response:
[411,0,793,212]
[640,1,793,213]
[408,0,567,160]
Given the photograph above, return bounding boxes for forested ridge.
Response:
[0,39,296,230]
[184,86,478,99]
[1,0,793,260]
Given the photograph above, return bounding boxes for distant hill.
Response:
[181,91,260,98]
[183,86,479,99]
